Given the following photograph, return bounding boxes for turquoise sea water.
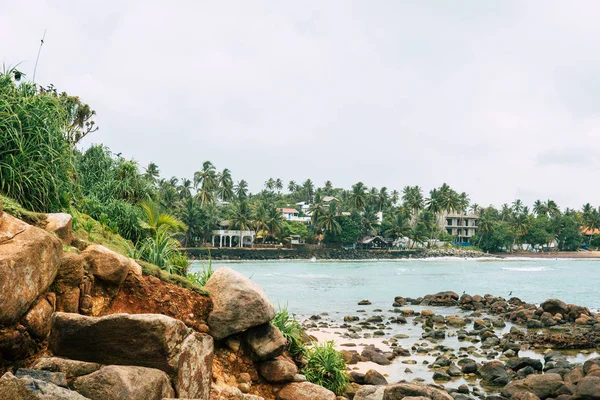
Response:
[190,258,600,316]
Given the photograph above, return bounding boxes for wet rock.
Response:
[433,371,451,381]
[364,369,387,385]
[204,267,276,340]
[244,323,286,361]
[506,357,543,372]
[478,361,509,385]
[349,371,366,384]
[583,358,600,375]
[0,213,62,326]
[358,300,372,306]
[448,363,462,377]
[72,365,175,400]
[501,373,572,399]
[344,316,360,322]
[361,347,391,366]
[259,359,298,383]
[277,382,336,400]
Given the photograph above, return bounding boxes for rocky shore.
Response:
[187,247,494,261]
[0,210,339,399]
[304,291,600,400]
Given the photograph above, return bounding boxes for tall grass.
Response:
[0,71,75,212]
[272,305,306,358]
[187,250,214,286]
[303,341,349,395]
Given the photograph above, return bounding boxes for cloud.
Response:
[1,0,600,209]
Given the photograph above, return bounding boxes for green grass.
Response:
[138,260,209,296]
[0,194,47,226]
[303,341,349,395]
[187,250,214,287]
[272,305,306,358]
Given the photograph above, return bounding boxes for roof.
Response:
[581,227,600,235]
[323,196,338,203]
[359,236,388,244]
[278,208,299,214]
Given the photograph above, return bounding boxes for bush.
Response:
[187,254,214,286]
[303,341,349,395]
[272,305,305,358]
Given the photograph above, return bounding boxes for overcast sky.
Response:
[2,1,599,209]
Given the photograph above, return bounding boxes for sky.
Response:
[1,1,599,209]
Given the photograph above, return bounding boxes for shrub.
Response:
[272,305,305,358]
[303,341,349,395]
[187,252,214,286]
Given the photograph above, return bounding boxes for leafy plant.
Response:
[187,250,214,286]
[303,341,349,395]
[272,305,305,358]
[81,220,96,238]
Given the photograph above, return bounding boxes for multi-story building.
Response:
[441,213,478,243]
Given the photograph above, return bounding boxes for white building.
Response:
[278,208,311,223]
[211,230,256,247]
[440,213,478,243]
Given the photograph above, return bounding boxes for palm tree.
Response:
[265,178,275,192]
[318,202,342,236]
[402,186,424,225]
[217,168,234,202]
[179,197,202,246]
[390,190,400,206]
[512,199,524,214]
[194,161,217,206]
[288,180,298,193]
[376,187,389,212]
[302,179,314,203]
[234,180,249,200]
[383,211,409,241]
[144,162,160,183]
[178,178,193,199]
[469,203,481,215]
[323,180,334,195]
[350,182,367,211]
[138,200,186,235]
[308,201,326,227]
[231,201,253,231]
[275,178,283,194]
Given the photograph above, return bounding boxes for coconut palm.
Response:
[274,178,283,194]
[231,201,253,231]
[402,186,424,227]
[288,180,298,193]
[302,179,314,203]
[318,202,342,236]
[350,182,368,211]
[234,180,248,200]
[308,201,326,226]
[265,178,275,192]
[178,178,193,199]
[144,162,160,183]
[323,180,334,195]
[217,168,234,201]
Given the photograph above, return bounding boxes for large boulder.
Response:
[45,213,73,245]
[259,358,298,383]
[204,267,275,340]
[383,382,453,400]
[82,245,133,286]
[244,323,286,361]
[0,213,62,326]
[277,382,336,400]
[72,365,174,400]
[540,299,568,316]
[0,371,88,400]
[502,374,572,399]
[49,312,214,399]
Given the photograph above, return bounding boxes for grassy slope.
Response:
[1,194,208,296]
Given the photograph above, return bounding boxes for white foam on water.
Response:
[501,266,547,272]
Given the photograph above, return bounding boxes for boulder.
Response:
[354,385,386,400]
[204,267,275,340]
[506,357,543,372]
[277,382,336,400]
[0,213,62,326]
[52,253,86,313]
[259,358,298,383]
[576,376,600,399]
[541,299,568,316]
[364,369,387,385]
[15,368,67,388]
[82,245,132,286]
[49,312,214,399]
[45,213,73,245]
[502,374,571,399]
[72,365,174,400]
[33,357,102,379]
[244,323,286,361]
[383,382,453,400]
[0,371,88,400]
[478,361,509,385]
[20,293,55,340]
